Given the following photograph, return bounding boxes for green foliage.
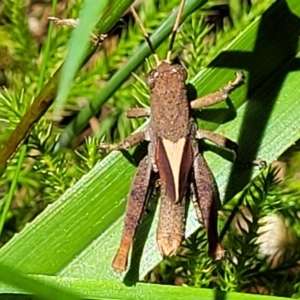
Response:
[1,0,38,89]
[1,0,300,299]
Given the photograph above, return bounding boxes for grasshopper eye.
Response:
[179,68,187,82]
[171,65,187,82]
[146,69,159,88]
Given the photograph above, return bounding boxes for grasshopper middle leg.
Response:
[99,131,145,152]
[196,129,238,153]
[196,129,267,169]
[125,107,151,118]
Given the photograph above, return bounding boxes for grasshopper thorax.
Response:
[148,61,190,142]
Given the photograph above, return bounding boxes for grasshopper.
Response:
[100,0,245,273]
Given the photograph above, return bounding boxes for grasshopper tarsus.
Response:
[235,70,245,81]
[219,70,245,94]
[112,247,129,273]
[248,159,267,170]
[209,242,226,260]
[236,158,267,170]
[254,159,267,170]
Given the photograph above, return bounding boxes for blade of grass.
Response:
[0,275,291,300]
[0,263,81,300]
[0,143,27,237]
[53,0,109,116]
[37,0,58,93]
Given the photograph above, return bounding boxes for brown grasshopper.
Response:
[100,0,245,273]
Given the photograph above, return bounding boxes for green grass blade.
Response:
[53,0,109,116]
[56,0,208,150]
[0,144,27,236]
[0,263,81,300]
[37,0,58,93]
[0,275,291,300]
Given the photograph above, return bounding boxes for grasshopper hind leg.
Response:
[112,155,152,273]
[192,153,224,260]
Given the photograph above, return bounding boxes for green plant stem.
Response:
[37,0,58,93]
[0,143,27,237]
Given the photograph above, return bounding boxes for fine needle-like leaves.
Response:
[0,0,134,177]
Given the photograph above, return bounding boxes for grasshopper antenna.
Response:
[166,0,186,63]
[130,6,160,66]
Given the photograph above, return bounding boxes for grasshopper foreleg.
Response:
[112,155,152,273]
[99,131,145,152]
[190,71,244,110]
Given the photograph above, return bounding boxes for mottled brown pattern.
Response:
[112,155,152,273]
[147,62,190,142]
[156,184,186,257]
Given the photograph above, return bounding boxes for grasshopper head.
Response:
[146,61,187,89]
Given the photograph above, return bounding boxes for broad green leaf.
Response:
[0,0,300,298]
